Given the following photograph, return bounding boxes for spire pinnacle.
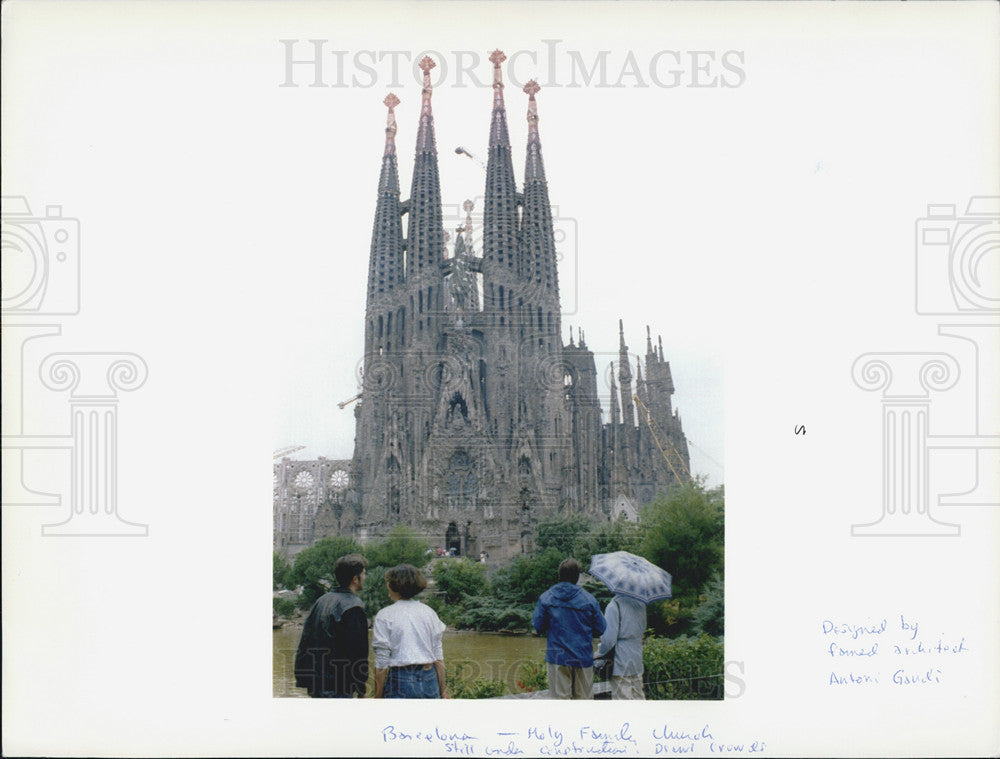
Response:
[487,49,511,148]
[490,49,506,94]
[383,93,399,155]
[416,56,437,151]
[524,79,541,137]
[658,335,665,362]
[646,325,653,354]
[619,319,626,350]
[569,325,575,346]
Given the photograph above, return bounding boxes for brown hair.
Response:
[558,558,581,585]
[385,564,427,599]
[334,553,368,588]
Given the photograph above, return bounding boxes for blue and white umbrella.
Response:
[588,551,673,604]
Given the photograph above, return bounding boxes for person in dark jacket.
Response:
[294,553,369,698]
[532,557,607,699]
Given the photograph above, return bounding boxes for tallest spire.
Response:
[416,55,437,151]
[523,79,545,182]
[483,49,518,293]
[489,49,511,147]
[407,56,445,279]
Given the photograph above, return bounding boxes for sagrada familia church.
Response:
[274,51,690,561]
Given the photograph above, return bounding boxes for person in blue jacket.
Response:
[532,557,607,699]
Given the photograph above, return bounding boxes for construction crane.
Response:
[455,146,486,171]
[633,394,690,483]
[273,445,305,460]
[337,393,362,409]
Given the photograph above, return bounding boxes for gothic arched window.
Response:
[446,450,477,511]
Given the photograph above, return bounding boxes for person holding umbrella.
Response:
[595,594,648,700]
[589,551,674,701]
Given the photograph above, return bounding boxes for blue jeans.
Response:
[385,665,440,699]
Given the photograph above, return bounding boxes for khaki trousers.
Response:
[610,674,645,700]
[547,663,594,699]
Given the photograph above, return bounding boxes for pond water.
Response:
[273,624,546,698]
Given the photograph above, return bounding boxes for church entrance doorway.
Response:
[445,521,461,555]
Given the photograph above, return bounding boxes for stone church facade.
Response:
[275,51,690,561]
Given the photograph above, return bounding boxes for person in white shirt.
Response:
[372,564,448,698]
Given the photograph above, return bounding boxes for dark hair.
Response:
[334,553,368,588]
[385,564,427,599]
[558,558,581,585]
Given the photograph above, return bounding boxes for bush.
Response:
[535,516,594,556]
[359,565,391,618]
[515,657,548,693]
[433,558,487,604]
[423,592,460,627]
[364,526,430,570]
[273,597,297,618]
[273,552,293,591]
[446,659,508,699]
[454,596,534,632]
[492,548,564,606]
[642,634,724,700]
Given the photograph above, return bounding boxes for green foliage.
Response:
[272,597,296,618]
[433,558,487,605]
[535,516,593,556]
[454,596,533,632]
[492,548,565,605]
[515,657,548,693]
[359,565,391,618]
[446,659,509,699]
[639,478,724,600]
[646,598,693,637]
[642,634,724,700]
[363,525,431,570]
[575,517,641,564]
[289,535,363,609]
[273,552,293,591]
[691,573,725,637]
[423,592,460,627]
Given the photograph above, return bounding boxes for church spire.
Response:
[489,49,512,148]
[483,49,519,313]
[407,56,445,282]
[524,79,545,182]
[366,93,405,315]
[519,78,560,342]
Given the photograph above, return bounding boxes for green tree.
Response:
[359,565,391,618]
[289,535,363,609]
[273,552,293,591]
[575,516,641,563]
[492,548,564,605]
[433,558,487,604]
[638,477,724,600]
[364,526,431,569]
[690,572,724,637]
[535,516,595,557]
